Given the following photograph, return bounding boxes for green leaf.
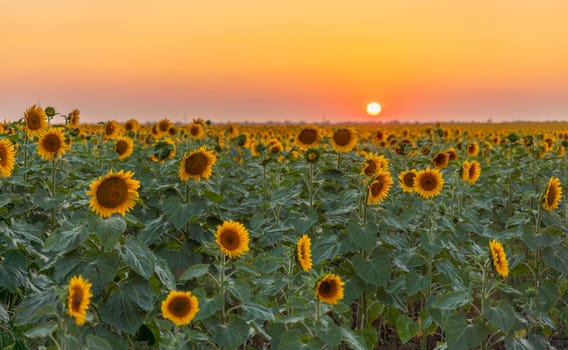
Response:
[138,216,169,245]
[279,329,323,350]
[155,257,176,291]
[484,301,516,334]
[89,215,127,250]
[210,317,250,349]
[120,236,156,279]
[14,288,58,326]
[242,302,274,321]
[24,322,58,338]
[543,246,568,275]
[406,270,432,296]
[359,326,379,350]
[193,291,223,322]
[444,312,489,350]
[44,225,89,253]
[348,220,377,252]
[100,279,153,335]
[352,247,391,287]
[179,264,209,281]
[430,290,472,310]
[85,335,113,350]
[316,323,342,349]
[0,304,8,323]
[396,314,420,344]
[161,196,206,231]
[0,249,27,291]
[286,209,319,233]
[340,327,369,350]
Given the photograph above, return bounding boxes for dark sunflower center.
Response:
[547,186,557,205]
[190,126,200,136]
[159,122,169,132]
[0,148,6,165]
[308,153,317,161]
[71,287,83,312]
[363,160,376,176]
[319,281,335,297]
[468,164,477,179]
[333,129,351,146]
[96,177,128,208]
[43,134,61,152]
[105,124,115,135]
[468,145,476,154]
[115,140,129,155]
[221,230,240,250]
[370,180,384,196]
[403,173,416,187]
[433,154,447,166]
[270,145,281,154]
[299,129,317,145]
[420,174,437,191]
[375,131,384,141]
[27,115,42,130]
[184,153,208,175]
[125,122,133,131]
[168,296,191,317]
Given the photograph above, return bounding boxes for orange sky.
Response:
[2,0,568,124]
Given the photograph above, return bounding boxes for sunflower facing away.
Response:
[305,148,320,163]
[161,290,200,326]
[104,120,121,139]
[114,136,135,160]
[398,169,417,193]
[431,152,449,169]
[489,239,509,278]
[0,138,17,178]
[24,105,48,135]
[466,142,479,157]
[178,146,217,182]
[367,170,393,205]
[331,128,357,153]
[315,274,345,304]
[150,138,176,163]
[68,108,80,128]
[462,160,481,184]
[295,126,321,149]
[215,220,250,258]
[297,234,313,271]
[67,275,93,326]
[361,153,389,177]
[543,176,562,211]
[414,167,444,199]
[37,128,69,160]
[87,170,140,218]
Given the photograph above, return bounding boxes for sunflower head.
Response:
[489,239,509,278]
[124,119,140,133]
[24,105,48,135]
[87,170,140,218]
[315,274,345,304]
[104,120,121,139]
[543,176,562,211]
[215,220,250,258]
[68,109,80,128]
[178,146,217,182]
[431,152,449,169]
[367,170,393,205]
[0,138,17,178]
[331,128,357,153]
[305,148,320,163]
[67,275,93,326]
[296,126,320,149]
[398,169,417,193]
[446,147,458,161]
[188,122,205,139]
[150,138,176,163]
[462,160,481,184]
[161,290,200,326]
[37,128,69,160]
[297,234,313,271]
[114,136,135,160]
[414,167,444,199]
[467,142,479,157]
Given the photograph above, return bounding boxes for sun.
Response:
[366,102,382,116]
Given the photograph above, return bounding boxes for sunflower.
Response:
[161,290,199,326]
[489,239,509,278]
[37,128,69,160]
[156,118,172,137]
[150,138,176,163]
[446,147,458,161]
[398,169,417,193]
[331,128,357,153]
[431,152,449,169]
[414,167,444,199]
[67,275,93,326]
[0,138,17,178]
[87,170,140,218]
[315,274,344,304]
[367,170,393,205]
[543,176,562,211]
[462,160,481,184]
[466,142,479,157]
[188,122,205,139]
[68,108,80,128]
[178,146,217,182]
[361,153,389,177]
[124,118,140,133]
[297,234,313,271]
[268,141,284,157]
[305,148,320,163]
[104,120,121,139]
[215,220,250,258]
[114,136,134,160]
[295,126,320,149]
[24,105,48,135]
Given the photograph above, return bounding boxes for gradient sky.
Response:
[2,0,568,124]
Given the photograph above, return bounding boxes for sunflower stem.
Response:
[51,158,57,229]
[337,152,342,169]
[220,255,226,323]
[315,299,321,324]
[23,131,29,182]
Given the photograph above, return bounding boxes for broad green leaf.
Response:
[286,209,319,233]
[44,225,89,253]
[340,327,369,350]
[0,304,8,323]
[396,314,420,344]
[348,220,377,252]
[444,312,489,350]
[161,196,206,231]
[543,247,568,276]
[352,247,391,288]
[406,270,431,296]
[100,279,153,334]
[85,335,113,350]
[316,323,342,349]
[484,301,516,334]
[359,326,379,350]
[193,292,223,322]
[278,329,323,350]
[24,322,57,338]
[89,214,127,250]
[179,263,209,281]
[155,257,176,290]
[210,317,250,349]
[14,288,58,326]
[430,290,472,310]
[0,249,27,291]
[138,216,170,245]
[120,236,156,279]
[242,302,274,321]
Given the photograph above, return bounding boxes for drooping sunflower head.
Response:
[150,138,176,163]
[367,170,393,205]
[462,160,481,184]
[161,290,200,326]
[0,138,17,178]
[24,105,48,135]
[431,151,449,169]
[114,136,135,160]
[188,122,205,139]
[87,170,140,218]
[315,274,345,304]
[331,128,357,153]
[361,153,389,177]
[296,126,321,149]
[215,220,250,258]
[297,234,313,271]
[489,239,509,278]
[67,275,93,326]
[305,148,320,163]
[68,108,80,128]
[414,167,444,199]
[37,128,69,160]
[543,176,562,211]
[178,146,217,182]
[398,169,417,193]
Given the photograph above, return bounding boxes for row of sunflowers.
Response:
[0,105,567,349]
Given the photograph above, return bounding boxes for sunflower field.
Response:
[1,105,568,350]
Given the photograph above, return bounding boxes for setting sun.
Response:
[366,102,382,116]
